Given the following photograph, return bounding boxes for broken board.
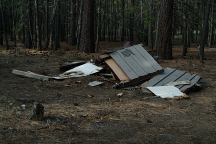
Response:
[105,59,129,81]
[12,69,50,81]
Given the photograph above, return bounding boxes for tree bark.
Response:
[52,3,60,50]
[0,5,3,45]
[208,0,214,47]
[70,0,77,45]
[182,0,188,56]
[156,0,174,59]
[129,0,135,42]
[35,0,42,49]
[45,0,50,49]
[0,1,9,49]
[199,0,211,62]
[24,0,33,48]
[148,0,153,50]
[79,0,95,53]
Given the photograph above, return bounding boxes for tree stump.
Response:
[31,103,44,121]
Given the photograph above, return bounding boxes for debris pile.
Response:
[12,44,203,99]
[12,62,103,81]
[100,44,163,83]
[141,68,201,93]
[99,44,202,98]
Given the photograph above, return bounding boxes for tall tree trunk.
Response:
[95,0,101,52]
[129,0,135,42]
[70,0,77,45]
[0,1,9,49]
[35,0,42,49]
[25,0,33,48]
[156,0,174,59]
[52,2,60,50]
[45,0,50,49]
[12,0,16,47]
[79,0,95,53]
[208,0,214,47]
[148,0,153,50]
[121,0,125,41]
[182,24,188,56]
[0,5,3,45]
[113,0,117,41]
[182,0,188,56]
[199,0,211,62]
[76,0,83,50]
[107,1,111,41]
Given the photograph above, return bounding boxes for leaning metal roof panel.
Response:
[110,44,163,80]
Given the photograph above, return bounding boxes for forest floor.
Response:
[0,44,216,144]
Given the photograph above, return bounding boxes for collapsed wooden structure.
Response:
[100,44,163,85]
[100,44,202,92]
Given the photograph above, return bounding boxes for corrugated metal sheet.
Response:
[142,68,201,92]
[110,44,163,80]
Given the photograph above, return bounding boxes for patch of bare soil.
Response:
[0,48,216,144]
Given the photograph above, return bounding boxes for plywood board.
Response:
[105,59,129,81]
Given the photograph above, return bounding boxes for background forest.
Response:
[0,0,215,60]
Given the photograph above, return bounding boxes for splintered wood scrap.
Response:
[88,81,104,87]
[12,69,50,81]
[105,59,130,81]
[174,94,190,100]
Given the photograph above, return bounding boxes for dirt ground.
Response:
[0,46,216,144]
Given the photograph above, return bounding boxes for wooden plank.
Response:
[12,69,50,81]
[105,59,130,81]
